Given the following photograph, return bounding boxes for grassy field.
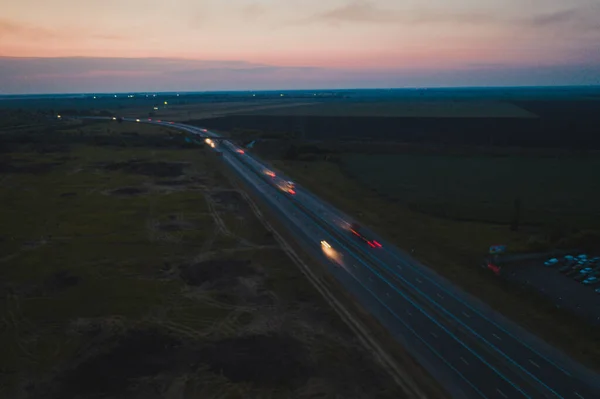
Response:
[239,100,538,118]
[271,158,600,371]
[146,100,316,121]
[341,153,600,229]
[0,118,407,399]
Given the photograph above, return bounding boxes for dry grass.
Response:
[0,119,408,399]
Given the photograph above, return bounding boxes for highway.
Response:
[91,117,600,398]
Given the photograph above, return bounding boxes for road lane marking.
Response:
[406,310,412,316]
[460,357,469,365]
[496,388,508,398]
[396,264,403,270]
[430,332,438,338]
[528,359,540,369]
[369,277,373,282]
[415,278,422,284]
[492,333,502,341]
[462,311,470,318]
[386,292,390,298]
[436,293,444,299]
[574,392,584,399]
[234,150,535,398]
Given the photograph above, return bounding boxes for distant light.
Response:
[93,96,96,99]
[114,95,117,97]
[57,115,61,118]
[153,94,156,97]
[164,101,168,105]
[280,94,284,96]
[153,107,159,110]
[176,94,179,96]
[253,94,256,97]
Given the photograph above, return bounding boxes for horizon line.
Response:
[1,84,599,97]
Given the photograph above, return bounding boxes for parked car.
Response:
[583,276,599,285]
[544,258,559,267]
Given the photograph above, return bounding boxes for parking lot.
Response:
[500,254,600,325]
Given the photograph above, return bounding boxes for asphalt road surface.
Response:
[87,117,600,398]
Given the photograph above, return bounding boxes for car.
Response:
[544,258,559,267]
[278,180,295,195]
[583,276,599,285]
[349,223,382,248]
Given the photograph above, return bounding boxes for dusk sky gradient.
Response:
[1,0,599,93]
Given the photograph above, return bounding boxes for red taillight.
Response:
[367,241,376,248]
[351,229,359,236]
[157,120,161,122]
[148,118,152,120]
[237,149,245,154]
[373,240,382,248]
[169,122,174,124]
[288,189,296,195]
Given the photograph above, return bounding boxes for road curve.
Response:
[83,116,600,399]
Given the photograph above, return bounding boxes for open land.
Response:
[2,87,599,385]
[0,114,416,399]
[176,89,600,370]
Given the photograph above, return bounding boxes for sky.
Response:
[1,0,600,93]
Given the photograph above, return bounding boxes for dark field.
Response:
[190,88,600,370]
[340,153,600,228]
[0,116,407,399]
[2,87,600,383]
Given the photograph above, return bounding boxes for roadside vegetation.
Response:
[0,114,407,399]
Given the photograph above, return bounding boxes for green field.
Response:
[240,100,538,118]
[0,118,405,399]
[341,153,600,229]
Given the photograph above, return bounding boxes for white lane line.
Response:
[415,278,423,284]
[430,332,438,338]
[436,293,444,299]
[406,310,412,317]
[462,311,471,318]
[369,277,373,282]
[496,388,508,398]
[396,264,403,271]
[574,392,585,399]
[386,292,391,298]
[492,333,502,341]
[528,359,540,369]
[460,357,469,365]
